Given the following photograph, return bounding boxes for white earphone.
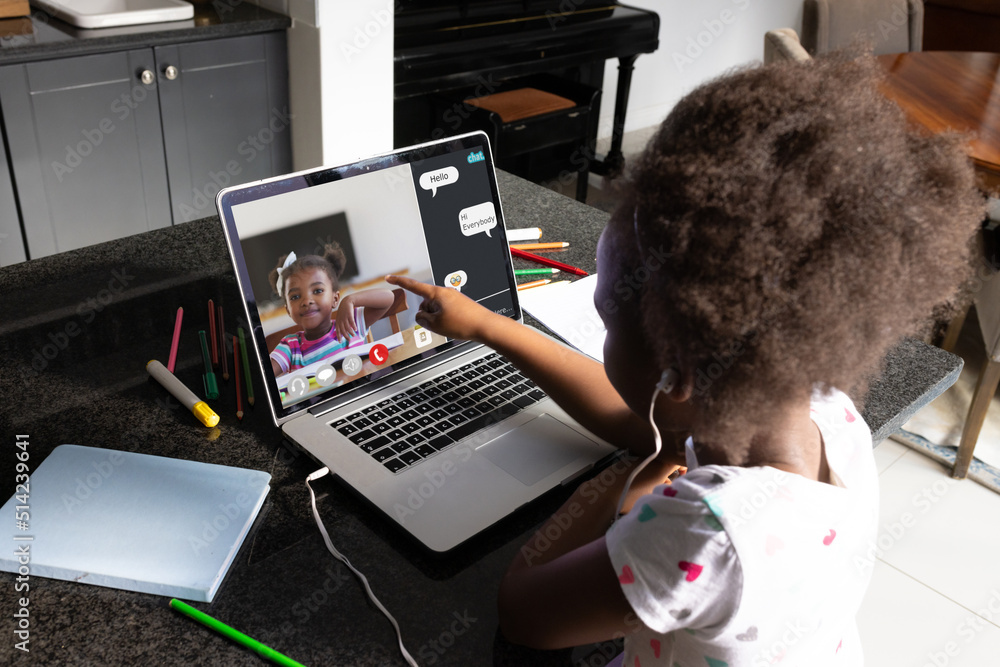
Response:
[614,367,680,518]
[657,367,680,395]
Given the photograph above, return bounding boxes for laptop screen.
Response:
[216,133,520,423]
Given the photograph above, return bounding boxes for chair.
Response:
[265,288,408,352]
[764,28,812,64]
[948,237,1000,479]
[801,0,924,55]
[437,74,601,203]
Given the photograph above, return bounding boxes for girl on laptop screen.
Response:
[388,52,983,666]
[269,242,394,376]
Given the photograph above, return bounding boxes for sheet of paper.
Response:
[518,274,606,363]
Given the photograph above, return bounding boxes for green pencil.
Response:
[514,268,560,276]
[238,327,254,406]
[170,599,305,667]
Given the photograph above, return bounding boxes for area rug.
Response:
[890,318,1000,494]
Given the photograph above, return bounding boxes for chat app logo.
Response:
[467,150,484,163]
[341,354,363,377]
[419,166,459,197]
[315,364,337,387]
[445,270,468,292]
[286,375,309,399]
[414,327,433,349]
[459,202,497,238]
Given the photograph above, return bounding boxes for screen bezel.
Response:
[216,131,521,426]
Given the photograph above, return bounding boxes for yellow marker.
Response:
[146,360,220,427]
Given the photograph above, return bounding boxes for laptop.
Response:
[215,132,617,552]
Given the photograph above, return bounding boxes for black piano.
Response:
[394,0,660,181]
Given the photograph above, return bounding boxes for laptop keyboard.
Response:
[330,352,547,473]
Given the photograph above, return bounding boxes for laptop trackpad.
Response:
[476,415,593,486]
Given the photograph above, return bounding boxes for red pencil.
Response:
[233,335,243,421]
[509,247,589,277]
[217,304,229,381]
[167,307,183,373]
[208,299,218,365]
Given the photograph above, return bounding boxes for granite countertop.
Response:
[0,171,963,665]
[0,2,290,65]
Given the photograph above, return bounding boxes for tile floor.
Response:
[861,436,1000,665]
[541,126,1000,665]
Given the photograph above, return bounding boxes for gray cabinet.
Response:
[0,49,171,259]
[0,32,290,261]
[157,32,290,223]
[0,120,26,266]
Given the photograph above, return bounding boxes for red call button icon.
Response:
[370,344,389,365]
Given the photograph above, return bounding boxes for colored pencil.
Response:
[509,247,589,277]
[169,599,305,667]
[198,330,219,400]
[238,327,254,406]
[217,304,229,381]
[510,242,569,250]
[505,227,542,241]
[514,268,560,276]
[208,299,218,365]
[517,279,552,290]
[233,335,243,421]
[167,307,183,373]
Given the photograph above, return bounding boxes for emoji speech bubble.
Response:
[445,270,468,291]
[459,202,497,238]
[418,166,459,197]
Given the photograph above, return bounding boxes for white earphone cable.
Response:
[305,467,419,667]
[614,370,675,518]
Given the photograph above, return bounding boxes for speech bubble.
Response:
[445,270,468,291]
[418,166,459,197]
[459,202,497,239]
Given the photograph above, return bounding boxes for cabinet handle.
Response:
[139,70,154,85]
[164,65,179,81]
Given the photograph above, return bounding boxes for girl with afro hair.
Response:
[388,52,983,665]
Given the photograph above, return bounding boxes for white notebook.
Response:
[0,445,270,602]
[518,275,606,363]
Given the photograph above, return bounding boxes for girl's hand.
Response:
[385,275,500,342]
[334,294,358,341]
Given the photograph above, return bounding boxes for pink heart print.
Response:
[619,565,635,584]
[651,638,661,658]
[678,561,703,582]
[663,487,678,497]
[844,407,856,423]
[823,529,837,546]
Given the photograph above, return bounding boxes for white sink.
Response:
[32,0,194,29]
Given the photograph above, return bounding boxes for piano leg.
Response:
[592,54,638,178]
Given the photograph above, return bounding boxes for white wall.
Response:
[255,0,395,170]
[598,0,805,137]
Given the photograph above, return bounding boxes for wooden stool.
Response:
[443,76,600,203]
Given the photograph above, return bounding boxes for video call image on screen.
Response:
[231,145,517,409]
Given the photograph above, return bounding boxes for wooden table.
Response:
[879,51,1000,479]
[877,51,1000,192]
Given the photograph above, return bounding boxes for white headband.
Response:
[275,251,297,298]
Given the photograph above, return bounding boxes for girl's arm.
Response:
[386,275,688,460]
[335,288,396,340]
[270,357,283,377]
